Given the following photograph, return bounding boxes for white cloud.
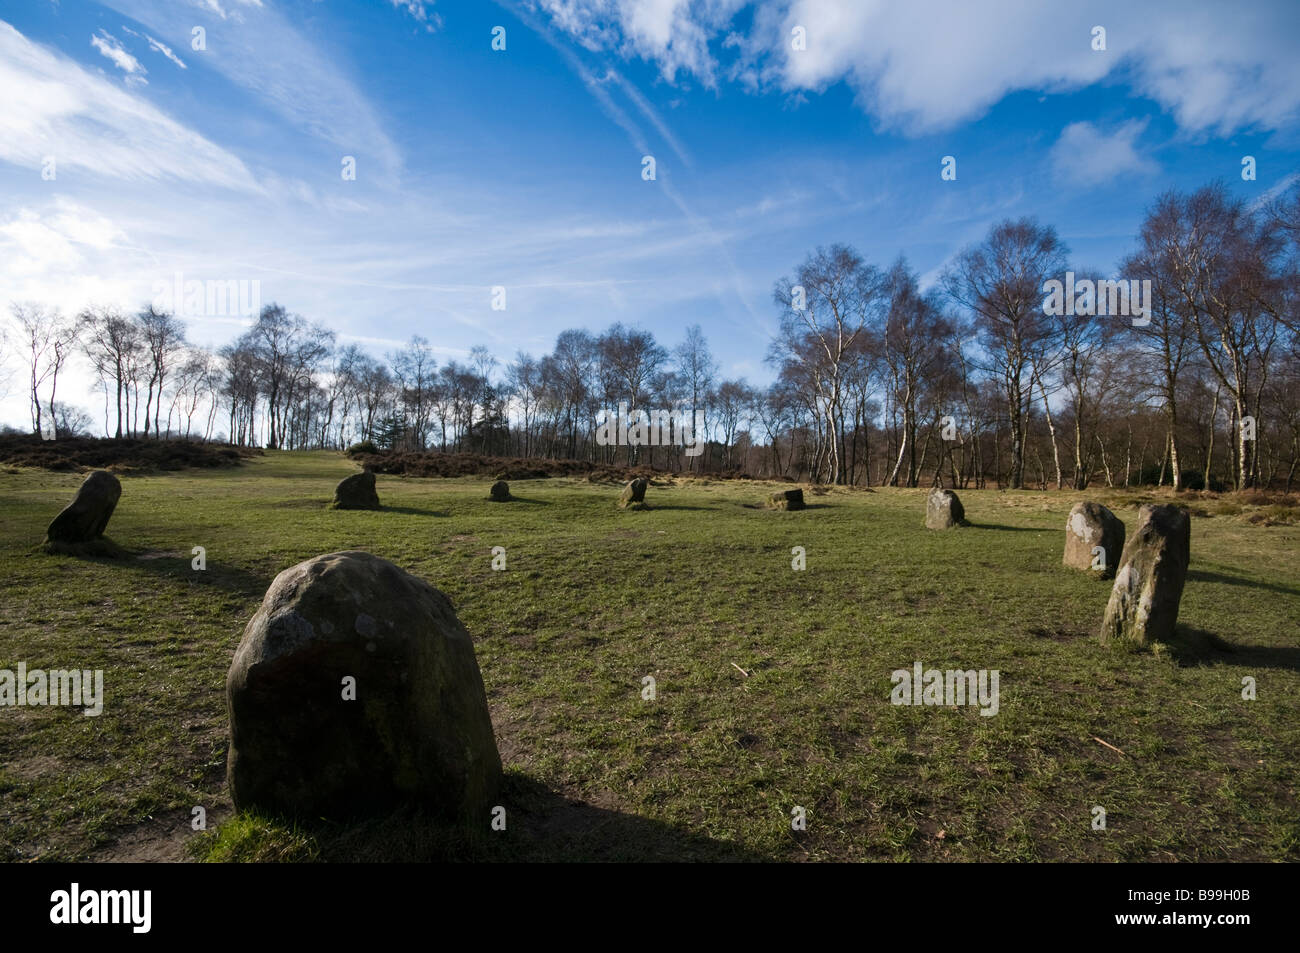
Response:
[122,26,187,69]
[1051,120,1159,186]
[535,0,1300,137]
[0,200,130,282]
[90,29,146,83]
[390,0,443,32]
[0,21,256,189]
[192,0,263,21]
[1251,172,1300,211]
[539,0,747,86]
[1131,5,1300,136]
[103,0,403,178]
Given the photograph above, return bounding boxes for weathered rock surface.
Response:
[1063,501,1126,578]
[489,480,511,502]
[925,488,965,529]
[226,551,502,821]
[45,470,121,543]
[619,478,648,508]
[332,469,380,510]
[1100,504,1191,646]
[769,488,805,510]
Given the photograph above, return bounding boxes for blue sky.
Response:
[2,0,1299,427]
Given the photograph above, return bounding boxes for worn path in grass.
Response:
[0,452,1296,861]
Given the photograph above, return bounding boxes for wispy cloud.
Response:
[1251,172,1300,211]
[90,29,146,84]
[122,26,186,69]
[511,2,761,328]
[0,21,255,189]
[390,0,443,33]
[102,0,403,178]
[607,68,693,168]
[192,0,264,21]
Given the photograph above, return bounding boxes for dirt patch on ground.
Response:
[93,806,233,863]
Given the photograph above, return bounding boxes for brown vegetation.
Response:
[0,435,258,472]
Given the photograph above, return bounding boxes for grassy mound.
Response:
[0,435,259,473]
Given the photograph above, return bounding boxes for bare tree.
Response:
[673,324,718,470]
[772,244,883,484]
[507,353,542,457]
[241,304,295,449]
[78,306,140,438]
[219,340,261,446]
[598,324,667,464]
[1160,184,1284,489]
[943,219,1069,489]
[469,344,499,452]
[357,357,393,444]
[1119,194,1204,489]
[714,379,752,469]
[52,402,94,438]
[881,257,953,487]
[322,344,366,448]
[168,347,222,440]
[1053,299,1117,489]
[390,336,438,449]
[11,302,79,437]
[137,306,187,438]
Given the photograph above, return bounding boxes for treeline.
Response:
[5,180,1299,490]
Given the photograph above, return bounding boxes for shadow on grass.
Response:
[381,505,451,517]
[624,504,713,512]
[128,553,270,598]
[36,541,271,598]
[964,522,1041,532]
[1187,569,1300,599]
[38,536,131,559]
[492,497,551,506]
[202,771,767,862]
[1166,625,1300,673]
[738,503,831,511]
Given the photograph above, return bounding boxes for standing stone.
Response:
[1100,505,1191,646]
[769,488,805,511]
[619,478,648,508]
[1063,502,1125,577]
[925,487,965,529]
[226,551,502,821]
[489,480,511,502]
[332,469,380,510]
[45,470,121,543]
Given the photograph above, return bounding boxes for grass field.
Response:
[1,451,1297,862]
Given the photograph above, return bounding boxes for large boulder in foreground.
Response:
[226,551,502,821]
[619,478,647,508]
[925,487,965,529]
[489,480,511,502]
[769,488,805,511]
[1100,505,1191,646]
[1063,501,1126,578]
[45,470,121,543]
[332,469,380,510]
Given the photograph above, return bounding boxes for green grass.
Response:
[1,451,1297,862]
